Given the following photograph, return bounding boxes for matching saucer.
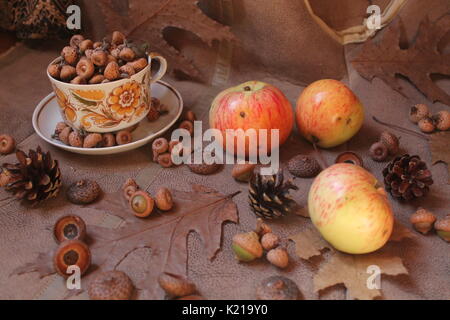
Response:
[32,80,183,155]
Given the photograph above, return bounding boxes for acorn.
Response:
[119,47,136,62]
[256,276,300,300]
[409,104,429,124]
[70,76,87,85]
[79,39,94,53]
[232,231,263,262]
[130,58,148,72]
[157,153,174,168]
[104,61,120,81]
[369,141,389,162]
[379,131,399,155]
[89,74,105,84]
[102,133,116,147]
[61,46,78,66]
[69,34,85,48]
[91,50,108,67]
[88,271,134,300]
[266,247,289,268]
[418,117,435,133]
[287,155,321,178]
[76,58,95,80]
[68,130,84,147]
[129,191,154,218]
[432,111,450,131]
[60,65,77,82]
[435,216,450,242]
[155,187,173,211]
[47,64,61,79]
[115,130,132,145]
[0,134,16,155]
[152,138,169,155]
[410,208,436,235]
[112,31,126,46]
[335,151,364,167]
[67,179,101,205]
[83,133,103,148]
[53,215,87,243]
[260,233,280,251]
[255,218,272,237]
[53,240,91,278]
[158,273,196,298]
[122,178,139,201]
[58,126,72,145]
[119,64,135,77]
[232,163,257,182]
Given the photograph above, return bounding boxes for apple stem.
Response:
[244,86,252,91]
[372,116,429,141]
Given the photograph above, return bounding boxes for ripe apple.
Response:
[308,163,394,254]
[296,79,364,148]
[209,81,294,156]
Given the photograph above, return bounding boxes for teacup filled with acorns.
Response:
[47,31,167,147]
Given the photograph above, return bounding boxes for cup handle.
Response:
[149,53,168,84]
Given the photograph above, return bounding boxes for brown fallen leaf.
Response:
[97,0,236,80]
[289,225,331,260]
[352,16,450,106]
[290,219,411,299]
[430,131,450,184]
[11,185,240,299]
[314,251,408,300]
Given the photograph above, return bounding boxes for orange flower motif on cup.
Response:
[107,81,141,120]
[81,112,119,130]
[54,86,77,122]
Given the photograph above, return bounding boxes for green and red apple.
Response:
[296,79,364,148]
[209,81,294,156]
[308,163,394,254]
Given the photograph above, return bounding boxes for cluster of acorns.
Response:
[48,32,148,84]
[410,104,450,133]
[122,178,174,218]
[53,122,134,148]
[410,208,450,242]
[150,110,200,169]
[52,214,135,300]
[369,131,400,162]
[232,219,290,269]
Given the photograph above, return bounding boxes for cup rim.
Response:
[47,55,151,87]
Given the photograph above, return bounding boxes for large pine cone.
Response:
[382,154,433,201]
[249,169,298,219]
[1,147,62,205]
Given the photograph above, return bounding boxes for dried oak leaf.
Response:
[430,131,450,184]
[289,220,411,299]
[11,185,239,299]
[352,16,450,106]
[97,0,236,80]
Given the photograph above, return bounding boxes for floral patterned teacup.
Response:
[47,53,167,133]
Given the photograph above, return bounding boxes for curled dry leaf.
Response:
[97,0,236,80]
[352,16,450,106]
[429,131,450,184]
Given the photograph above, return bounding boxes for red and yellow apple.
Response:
[209,81,294,156]
[308,163,394,254]
[296,79,364,148]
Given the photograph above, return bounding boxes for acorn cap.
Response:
[88,271,134,300]
[67,179,101,205]
[53,240,91,278]
[287,155,321,178]
[335,151,364,167]
[53,215,87,243]
[232,163,257,182]
[256,276,300,300]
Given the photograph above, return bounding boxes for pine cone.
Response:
[382,154,433,201]
[1,147,62,205]
[249,169,298,219]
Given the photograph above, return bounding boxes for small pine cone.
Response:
[249,169,298,219]
[382,154,433,201]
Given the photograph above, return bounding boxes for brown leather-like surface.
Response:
[0,0,449,300]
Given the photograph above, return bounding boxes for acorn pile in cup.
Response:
[47,31,148,84]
